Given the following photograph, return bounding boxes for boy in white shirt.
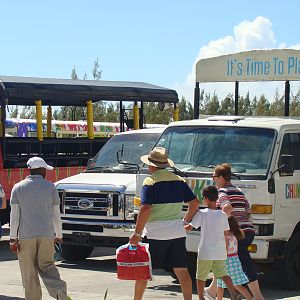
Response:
[184,185,242,300]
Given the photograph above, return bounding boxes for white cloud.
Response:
[174,16,299,104]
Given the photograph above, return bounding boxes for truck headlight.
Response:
[125,195,135,220]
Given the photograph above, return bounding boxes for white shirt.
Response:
[190,208,229,260]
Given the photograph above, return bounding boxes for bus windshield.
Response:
[86,132,161,173]
[157,126,276,176]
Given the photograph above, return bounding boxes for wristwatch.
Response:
[133,231,142,237]
[182,219,189,225]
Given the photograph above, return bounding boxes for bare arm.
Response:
[129,204,152,245]
[183,198,199,223]
[222,203,233,216]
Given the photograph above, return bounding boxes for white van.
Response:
[135,116,300,289]
[55,127,165,261]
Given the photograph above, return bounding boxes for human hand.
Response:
[9,240,20,253]
[129,232,141,246]
[54,237,63,244]
[184,224,193,231]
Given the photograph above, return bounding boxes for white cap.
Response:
[27,157,54,170]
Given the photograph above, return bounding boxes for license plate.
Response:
[71,232,92,245]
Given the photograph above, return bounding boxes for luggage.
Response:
[116,243,152,281]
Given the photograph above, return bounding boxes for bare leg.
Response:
[173,267,192,300]
[197,279,206,300]
[235,285,253,300]
[221,275,239,299]
[134,280,147,300]
[247,280,264,300]
[206,276,218,297]
[217,287,224,300]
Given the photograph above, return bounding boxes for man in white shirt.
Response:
[9,157,71,300]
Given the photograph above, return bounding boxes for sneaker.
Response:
[204,287,216,300]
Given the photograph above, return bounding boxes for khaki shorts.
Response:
[196,259,227,281]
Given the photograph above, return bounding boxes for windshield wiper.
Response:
[85,166,115,173]
[186,164,215,171]
[172,165,187,177]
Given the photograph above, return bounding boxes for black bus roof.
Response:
[0,75,179,106]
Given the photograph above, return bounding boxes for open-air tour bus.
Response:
[0,75,179,223]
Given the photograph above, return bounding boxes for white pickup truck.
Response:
[136,116,300,289]
[55,127,164,261]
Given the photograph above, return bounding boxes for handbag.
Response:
[116,243,152,281]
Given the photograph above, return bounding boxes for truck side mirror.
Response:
[87,158,93,167]
[279,154,294,176]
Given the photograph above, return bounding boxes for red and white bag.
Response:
[116,243,152,281]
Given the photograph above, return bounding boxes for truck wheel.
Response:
[61,244,94,261]
[281,232,300,290]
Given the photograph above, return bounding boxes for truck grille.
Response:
[59,191,120,217]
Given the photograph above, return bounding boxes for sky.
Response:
[1,0,300,104]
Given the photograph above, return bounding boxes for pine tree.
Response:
[71,66,78,80]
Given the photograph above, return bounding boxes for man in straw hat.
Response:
[9,157,71,300]
[130,147,199,300]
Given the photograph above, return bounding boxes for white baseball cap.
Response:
[27,157,54,170]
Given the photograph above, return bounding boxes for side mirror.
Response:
[87,158,93,167]
[279,154,294,176]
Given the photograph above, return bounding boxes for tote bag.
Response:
[116,243,152,281]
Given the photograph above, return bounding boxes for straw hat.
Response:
[140,147,174,168]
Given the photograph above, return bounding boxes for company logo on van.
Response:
[78,199,94,209]
[285,183,300,199]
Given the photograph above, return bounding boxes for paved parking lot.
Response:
[1,227,300,300]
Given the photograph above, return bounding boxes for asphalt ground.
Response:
[0,226,300,300]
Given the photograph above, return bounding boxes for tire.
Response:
[61,244,94,261]
[280,232,300,290]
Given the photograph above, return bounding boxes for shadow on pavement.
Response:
[57,257,117,273]
[255,264,300,299]
[0,296,23,299]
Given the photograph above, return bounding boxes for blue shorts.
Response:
[142,236,187,271]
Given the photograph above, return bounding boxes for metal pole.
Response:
[284,80,290,116]
[120,101,124,132]
[235,81,239,115]
[140,101,144,129]
[133,101,139,130]
[194,82,200,119]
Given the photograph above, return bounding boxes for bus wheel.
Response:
[61,244,94,261]
[281,232,300,290]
